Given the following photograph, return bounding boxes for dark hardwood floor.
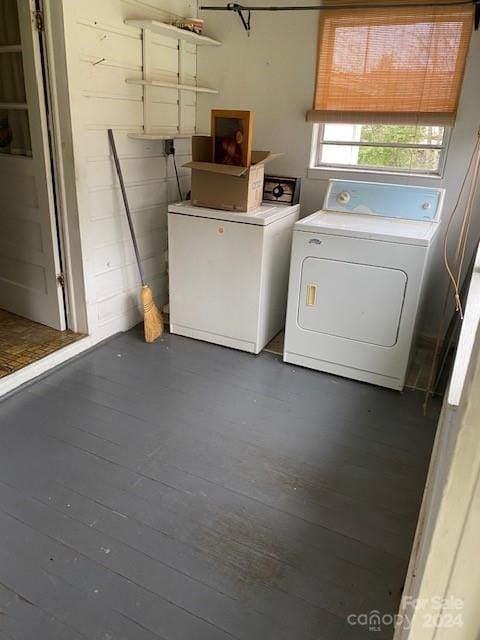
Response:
[0,326,440,640]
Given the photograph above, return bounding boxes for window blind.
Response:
[307,3,474,126]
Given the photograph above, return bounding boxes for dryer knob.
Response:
[336,191,351,204]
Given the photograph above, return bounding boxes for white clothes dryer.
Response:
[283,180,444,390]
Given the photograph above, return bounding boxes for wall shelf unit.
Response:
[125,78,218,95]
[125,19,221,139]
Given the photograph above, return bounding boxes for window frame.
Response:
[310,123,451,179]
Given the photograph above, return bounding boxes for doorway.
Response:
[0,0,83,379]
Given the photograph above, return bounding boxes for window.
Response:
[307,5,473,127]
[0,0,32,156]
[313,123,448,175]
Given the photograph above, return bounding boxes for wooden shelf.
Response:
[124,20,221,46]
[0,102,28,111]
[0,45,22,54]
[126,78,218,94]
[128,132,208,140]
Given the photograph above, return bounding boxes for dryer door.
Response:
[298,258,407,347]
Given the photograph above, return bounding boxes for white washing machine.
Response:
[168,201,299,354]
[284,180,444,390]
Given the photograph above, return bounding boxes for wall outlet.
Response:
[164,139,175,156]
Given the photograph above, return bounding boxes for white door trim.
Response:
[0,335,94,398]
[39,0,88,335]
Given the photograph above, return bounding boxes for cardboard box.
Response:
[183,136,280,212]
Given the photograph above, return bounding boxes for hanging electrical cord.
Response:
[423,129,480,412]
[450,133,480,313]
[442,131,480,317]
[172,153,183,201]
[165,139,183,201]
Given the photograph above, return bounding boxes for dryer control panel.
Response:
[325,180,444,222]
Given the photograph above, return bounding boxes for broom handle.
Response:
[108,129,146,286]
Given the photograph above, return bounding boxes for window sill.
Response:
[307,166,443,182]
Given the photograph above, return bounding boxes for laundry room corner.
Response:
[196,2,480,341]
[2,1,480,638]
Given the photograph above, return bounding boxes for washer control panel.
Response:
[325,180,444,221]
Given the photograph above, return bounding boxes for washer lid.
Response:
[168,201,297,226]
[295,211,439,246]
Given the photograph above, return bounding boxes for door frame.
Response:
[37,0,88,335]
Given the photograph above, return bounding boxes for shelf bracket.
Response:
[227,3,251,33]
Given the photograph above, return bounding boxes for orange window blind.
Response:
[307,3,474,126]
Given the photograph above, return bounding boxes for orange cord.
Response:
[423,130,480,413]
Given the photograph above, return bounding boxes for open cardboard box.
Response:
[183,136,281,212]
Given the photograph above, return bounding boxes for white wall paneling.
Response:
[61,0,195,340]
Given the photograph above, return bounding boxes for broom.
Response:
[108,129,164,343]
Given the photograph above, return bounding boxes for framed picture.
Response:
[211,109,254,167]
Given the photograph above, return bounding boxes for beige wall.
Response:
[60,0,194,341]
[197,5,480,337]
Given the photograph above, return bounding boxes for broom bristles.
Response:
[140,285,164,343]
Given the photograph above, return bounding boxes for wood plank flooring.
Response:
[0,326,441,639]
